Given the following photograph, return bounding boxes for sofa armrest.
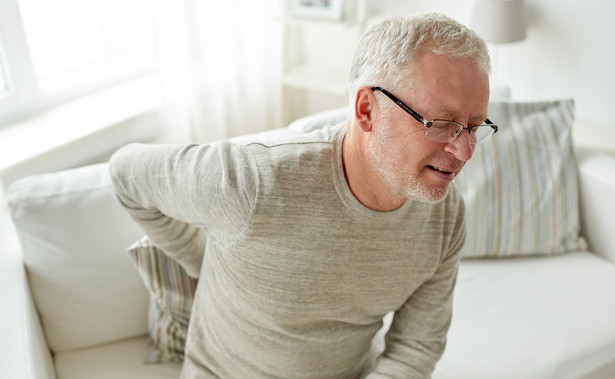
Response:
[0,217,55,379]
[577,150,615,263]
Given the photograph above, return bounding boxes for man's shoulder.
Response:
[227,123,345,169]
[243,122,344,152]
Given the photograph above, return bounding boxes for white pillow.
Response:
[7,163,149,353]
[287,107,348,133]
[455,99,587,258]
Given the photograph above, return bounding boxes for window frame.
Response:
[0,0,40,123]
[0,0,156,126]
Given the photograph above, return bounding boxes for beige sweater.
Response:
[110,123,465,378]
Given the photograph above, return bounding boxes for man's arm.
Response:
[109,142,256,278]
[368,202,466,378]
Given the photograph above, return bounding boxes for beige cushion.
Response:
[455,99,587,258]
[126,237,198,363]
[55,336,182,379]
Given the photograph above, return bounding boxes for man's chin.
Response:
[404,185,449,204]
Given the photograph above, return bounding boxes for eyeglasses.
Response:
[371,87,498,144]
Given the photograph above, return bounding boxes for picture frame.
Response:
[290,0,344,21]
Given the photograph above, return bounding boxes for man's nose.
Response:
[444,131,475,162]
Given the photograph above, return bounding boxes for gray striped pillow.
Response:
[455,99,587,258]
[126,236,198,363]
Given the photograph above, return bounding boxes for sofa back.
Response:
[7,163,149,353]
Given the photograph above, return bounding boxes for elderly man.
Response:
[110,12,494,379]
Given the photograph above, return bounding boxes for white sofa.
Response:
[3,103,615,379]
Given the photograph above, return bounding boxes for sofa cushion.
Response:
[54,335,181,379]
[432,251,615,378]
[126,237,197,363]
[455,99,587,258]
[7,163,149,353]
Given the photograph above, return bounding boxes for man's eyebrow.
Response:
[428,110,457,120]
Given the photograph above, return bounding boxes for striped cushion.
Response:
[455,99,587,258]
[126,237,198,363]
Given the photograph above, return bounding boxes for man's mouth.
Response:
[427,165,454,174]
[426,165,458,181]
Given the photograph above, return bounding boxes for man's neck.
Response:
[341,128,407,212]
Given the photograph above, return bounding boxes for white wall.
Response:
[494,0,615,153]
[495,0,614,122]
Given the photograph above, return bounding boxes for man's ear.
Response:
[354,86,375,132]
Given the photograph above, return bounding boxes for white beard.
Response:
[366,118,449,204]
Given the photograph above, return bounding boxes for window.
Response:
[0,0,156,124]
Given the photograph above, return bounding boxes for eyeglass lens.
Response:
[426,121,494,144]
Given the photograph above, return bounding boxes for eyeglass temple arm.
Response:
[485,118,498,134]
[370,87,425,124]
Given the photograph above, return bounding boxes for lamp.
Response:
[471,0,527,99]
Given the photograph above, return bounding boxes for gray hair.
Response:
[348,13,491,106]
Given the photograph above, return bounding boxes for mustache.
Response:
[427,159,465,172]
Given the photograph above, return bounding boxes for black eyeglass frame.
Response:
[370,86,498,142]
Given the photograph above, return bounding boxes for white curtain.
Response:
[152,0,283,143]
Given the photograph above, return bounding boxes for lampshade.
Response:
[471,0,527,43]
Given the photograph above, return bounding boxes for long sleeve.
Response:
[109,142,256,278]
[368,201,466,378]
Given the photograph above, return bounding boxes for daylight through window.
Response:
[17,0,155,94]
[0,0,156,123]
